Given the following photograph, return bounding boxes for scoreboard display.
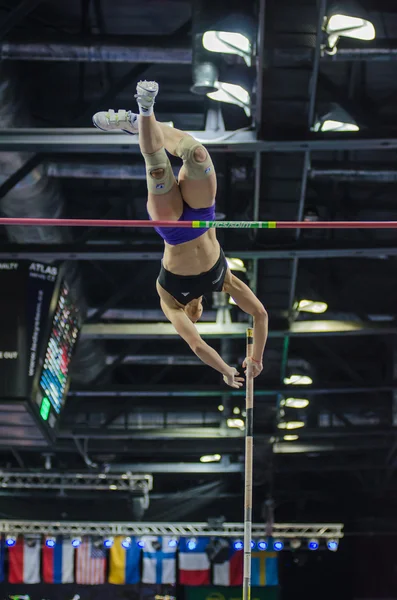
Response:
[0,261,81,446]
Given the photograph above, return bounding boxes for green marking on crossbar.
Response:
[193,221,278,229]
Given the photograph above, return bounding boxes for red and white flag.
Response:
[8,537,40,584]
[76,538,106,584]
[178,537,210,586]
[213,546,243,586]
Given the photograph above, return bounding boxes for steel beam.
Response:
[81,320,397,339]
[68,384,397,398]
[1,129,397,153]
[310,168,397,182]
[0,243,396,260]
[0,0,44,40]
[59,427,245,440]
[110,462,244,474]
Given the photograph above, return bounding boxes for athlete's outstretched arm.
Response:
[223,274,268,377]
[160,300,244,388]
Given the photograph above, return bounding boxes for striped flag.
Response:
[251,551,278,586]
[8,537,41,584]
[213,545,243,586]
[142,536,176,584]
[76,538,106,584]
[178,537,210,586]
[42,537,75,583]
[109,536,141,584]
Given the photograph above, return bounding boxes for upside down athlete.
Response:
[93,81,268,388]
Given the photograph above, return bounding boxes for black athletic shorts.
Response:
[158,248,228,306]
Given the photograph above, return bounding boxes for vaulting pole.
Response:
[243,328,254,600]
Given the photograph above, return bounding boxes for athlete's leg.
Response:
[157,123,217,210]
[136,83,183,220]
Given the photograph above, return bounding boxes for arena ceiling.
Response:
[0,0,397,535]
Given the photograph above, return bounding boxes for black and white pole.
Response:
[243,328,254,600]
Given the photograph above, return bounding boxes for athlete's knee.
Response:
[142,147,175,195]
[175,135,214,179]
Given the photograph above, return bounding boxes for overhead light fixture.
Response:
[283,434,299,441]
[257,540,268,551]
[121,537,132,549]
[207,82,251,117]
[168,538,178,548]
[273,539,284,551]
[103,537,114,548]
[281,398,310,409]
[233,539,244,550]
[284,375,313,385]
[71,537,82,548]
[109,484,118,490]
[227,418,245,428]
[200,453,221,463]
[187,537,198,550]
[203,31,252,66]
[296,299,328,314]
[226,257,246,272]
[308,538,320,551]
[45,537,56,548]
[324,13,375,52]
[191,60,219,95]
[327,539,339,552]
[251,540,256,549]
[218,404,224,412]
[313,104,359,133]
[277,421,305,430]
[290,538,302,550]
[6,535,16,547]
[137,539,145,548]
[233,407,241,414]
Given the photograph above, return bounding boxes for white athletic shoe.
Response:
[92,109,139,135]
[135,80,159,112]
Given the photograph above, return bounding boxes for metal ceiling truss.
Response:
[0,471,153,492]
[0,520,344,539]
[0,129,397,153]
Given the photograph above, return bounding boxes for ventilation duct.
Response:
[0,66,106,384]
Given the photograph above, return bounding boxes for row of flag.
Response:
[1,536,278,587]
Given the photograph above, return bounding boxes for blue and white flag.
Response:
[142,536,176,584]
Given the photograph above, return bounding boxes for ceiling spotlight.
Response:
[233,539,244,550]
[257,540,268,551]
[313,104,359,133]
[273,540,284,551]
[284,434,299,441]
[45,537,56,548]
[277,421,305,430]
[137,539,145,548]
[207,82,251,117]
[168,538,178,548]
[324,13,375,52]
[226,258,246,272]
[103,537,114,548]
[290,538,302,550]
[191,60,219,95]
[327,539,339,552]
[281,398,310,409]
[297,300,328,314]
[71,537,82,548]
[284,375,313,385]
[200,454,222,463]
[227,418,245,428]
[187,537,197,550]
[308,538,319,551]
[251,540,256,549]
[203,30,252,66]
[121,537,132,549]
[218,404,224,412]
[6,535,16,547]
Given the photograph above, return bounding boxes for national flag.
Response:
[213,544,243,586]
[42,537,75,583]
[8,537,41,584]
[0,536,4,582]
[251,551,278,586]
[76,538,106,584]
[142,536,176,584]
[178,537,210,586]
[109,536,141,584]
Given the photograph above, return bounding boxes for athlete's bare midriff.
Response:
[162,229,220,275]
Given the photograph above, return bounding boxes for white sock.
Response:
[138,104,153,117]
